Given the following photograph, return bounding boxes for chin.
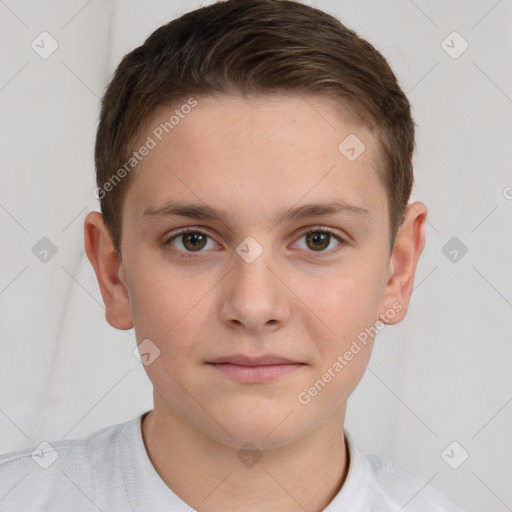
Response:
[204,408,311,451]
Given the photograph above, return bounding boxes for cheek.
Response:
[294,274,379,410]
[127,250,196,326]
[299,264,384,338]
[128,262,214,361]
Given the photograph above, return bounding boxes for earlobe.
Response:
[83,211,134,330]
[378,202,427,325]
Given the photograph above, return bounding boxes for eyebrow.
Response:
[142,199,371,229]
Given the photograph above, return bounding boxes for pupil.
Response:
[307,232,329,251]
[185,233,206,251]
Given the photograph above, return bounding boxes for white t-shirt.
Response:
[0,412,465,511]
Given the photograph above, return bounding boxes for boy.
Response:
[0,1,466,510]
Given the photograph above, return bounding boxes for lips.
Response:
[207,354,300,366]
[206,354,305,383]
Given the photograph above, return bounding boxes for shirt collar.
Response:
[121,413,369,511]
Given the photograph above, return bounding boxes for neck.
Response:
[141,396,349,512]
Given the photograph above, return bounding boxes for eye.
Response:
[165,229,216,254]
[294,227,344,253]
[164,226,346,258]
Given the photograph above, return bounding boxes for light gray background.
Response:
[1,1,511,510]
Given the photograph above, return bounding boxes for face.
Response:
[85,93,425,450]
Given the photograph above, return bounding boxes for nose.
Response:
[219,247,291,333]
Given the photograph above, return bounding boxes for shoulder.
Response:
[365,452,464,511]
[339,431,467,512]
[0,416,139,511]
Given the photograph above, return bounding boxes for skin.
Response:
[84,93,426,512]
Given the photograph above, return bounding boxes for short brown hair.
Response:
[94,0,415,256]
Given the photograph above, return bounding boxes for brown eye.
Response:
[166,230,213,253]
[305,231,331,251]
[295,228,344,254]
[181,232,207,251]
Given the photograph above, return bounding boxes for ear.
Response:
[378,202,427,325]
[83,211,134,330]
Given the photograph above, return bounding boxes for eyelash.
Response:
[164,226,346,259]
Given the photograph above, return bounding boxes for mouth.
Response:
[206,354,305,383]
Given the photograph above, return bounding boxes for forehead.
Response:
[124,93,386,227]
